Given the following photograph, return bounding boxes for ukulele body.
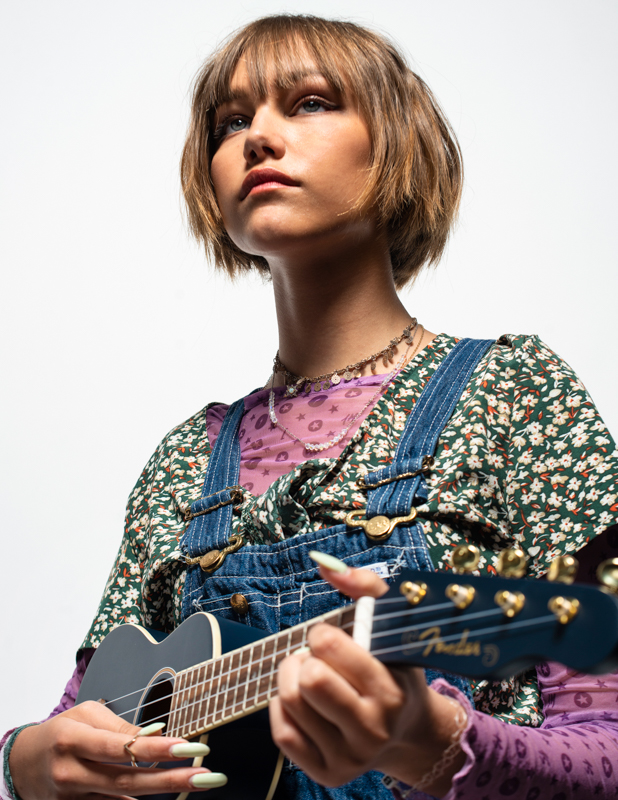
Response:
[76,612,283,800]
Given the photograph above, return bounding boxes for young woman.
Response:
[4,14,618,800]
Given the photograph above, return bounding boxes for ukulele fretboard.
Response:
[168,605,357,738]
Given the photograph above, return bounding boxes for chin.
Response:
[230,219,321,256]
[233,217,371,260]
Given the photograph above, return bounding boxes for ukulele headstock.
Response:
[371,558,618,678]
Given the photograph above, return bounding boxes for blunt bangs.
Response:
[181,15,463,288]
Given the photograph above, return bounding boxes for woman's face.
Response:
[210,54,375,263]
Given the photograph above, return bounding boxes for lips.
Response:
[239,168,300,200]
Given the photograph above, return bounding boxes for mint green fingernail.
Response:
[293,646,311,656]
[138,722,166,736]
[171,743,211,758]
[190,773,228,788]
[309,551,348,573]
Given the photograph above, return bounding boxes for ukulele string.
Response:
[108,605,562,726]
[100,598,472,718]
[339,600,456,632]
[95,596,473,713]
[370,613,558,658]
[354,605,507,642]
[137,610,561,731]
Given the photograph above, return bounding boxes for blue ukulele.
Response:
[77,539,618,800]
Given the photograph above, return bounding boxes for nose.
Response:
[243,106,286,164]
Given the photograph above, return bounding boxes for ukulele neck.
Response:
[167,602,363,738]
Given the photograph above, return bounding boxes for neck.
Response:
[268,234,419,381]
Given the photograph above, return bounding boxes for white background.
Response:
[1,0,616,731]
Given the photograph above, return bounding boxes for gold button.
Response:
[230,593,249,615]
[364,516,392,539]
[199,550,223,572]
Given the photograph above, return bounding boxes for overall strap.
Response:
[180,397,245,559]
[365,338,494,517]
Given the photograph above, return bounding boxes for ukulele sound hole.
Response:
[137,672,175,728]
[133,670,175,766]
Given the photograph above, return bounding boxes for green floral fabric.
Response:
[81,333,618,726]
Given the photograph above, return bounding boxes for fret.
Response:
[265,636,277,701]
[168,670,185,738]
[214,653,231,724]
[194,662,208,731]
[206,656,223,729]
[184,664,199,735]
[201,660,214,728]
[249,640,266,708]
[290,626,305,651]
[234,647,251,716]
[227,649,242,721]
[177,669,191,735]
[256,638,276,704]
[242,644,253,712]
[340,605,356,636]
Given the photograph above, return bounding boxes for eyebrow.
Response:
[215,69,336,109]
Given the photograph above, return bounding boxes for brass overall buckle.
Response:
[344,508,417,542]
[184,486,246,573]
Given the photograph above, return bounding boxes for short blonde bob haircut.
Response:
[181,14,462,289]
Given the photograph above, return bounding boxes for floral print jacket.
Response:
[81,333,618,726]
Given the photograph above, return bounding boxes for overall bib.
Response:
[180,338,493,800]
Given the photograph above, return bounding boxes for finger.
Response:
[276,650,345,753]
[286,647,399,755]
[309,553,389,599]
[70,701,143,737]
[307,623,401,700]
[70,703,188,755]
[60,761,219,798]
[56,717,200,765]
[269,695,326,777]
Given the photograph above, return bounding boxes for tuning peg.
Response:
[495,547,527,578]
[445,583,475,609]
[494,589,525,618]
[547,554,579,585]
[451,544,480,575]
[548,595,580,624]
[399,580,428,606]
[597,558,618,593]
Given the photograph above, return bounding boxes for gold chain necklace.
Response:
[274,319,417,397]
[268,324,425,453]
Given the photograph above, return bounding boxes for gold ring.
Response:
[123,733,140,767]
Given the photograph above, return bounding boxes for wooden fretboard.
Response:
[167,605,357,738]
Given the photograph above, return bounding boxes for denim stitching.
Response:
[182,340,492,625]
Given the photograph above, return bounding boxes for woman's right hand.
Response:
[9,700,226,799]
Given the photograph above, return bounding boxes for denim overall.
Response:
[180,338,493,800]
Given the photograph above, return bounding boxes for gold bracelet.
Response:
[381,699,467,798]
[410,699,467,795]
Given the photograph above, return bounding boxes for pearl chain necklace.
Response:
[268,324,425,453]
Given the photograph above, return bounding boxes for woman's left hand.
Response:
[269,563,466,796]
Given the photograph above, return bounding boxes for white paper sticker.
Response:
[363,561,391,579]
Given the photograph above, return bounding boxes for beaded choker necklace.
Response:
[274,319,417,398]
[268,322,424,453]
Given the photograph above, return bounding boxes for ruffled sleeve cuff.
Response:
[1,725,37,800]
[382,678,474,799]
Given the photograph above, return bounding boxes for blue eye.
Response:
[301,99,323,113]
[214,116,249,141]
[227,117,248,133]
